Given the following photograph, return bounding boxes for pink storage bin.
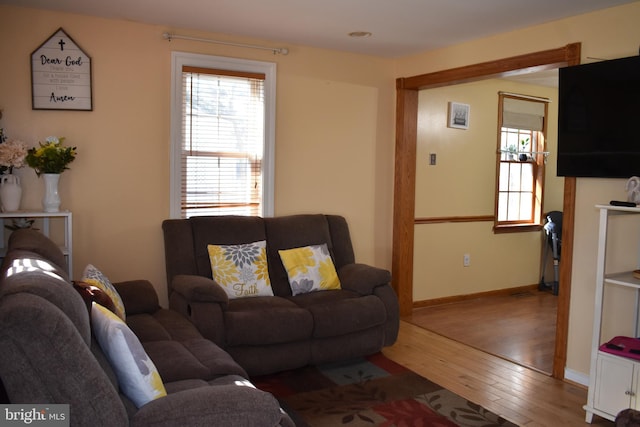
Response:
[600,336,640,361]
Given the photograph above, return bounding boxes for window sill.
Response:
[493,223,542,234]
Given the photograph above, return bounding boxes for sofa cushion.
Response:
[126,309,248,381]
[1,249,70,284]
[228,340,312,377]
[324,215,356,268]
[128,309,204,341]
[143,339,247,383]
[163,375,257,393]
[127,313,173,342]
[164,378,209,394]
[278,244,341,295]
[82,264,126,321]
[311,326,385,365]
[1,266,90,344]
[91,303,167,408]
[142,341,210,382]
[224,296,313,346]
[289,290,387,338]
[6,228,69,273]
[0,293,128,426]
[207,240,274,299]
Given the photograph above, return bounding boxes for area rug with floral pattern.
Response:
[251,353,518,427]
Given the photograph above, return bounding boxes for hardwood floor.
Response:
[405,290,557,374]
[383,321,613,426]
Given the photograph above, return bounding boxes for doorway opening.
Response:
[392,43,581,379]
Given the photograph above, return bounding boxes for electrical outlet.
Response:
[463,253,470,267]
[429,153,436,165]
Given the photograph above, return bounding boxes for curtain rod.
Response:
[162,32,289,55]
[499,91,551,102]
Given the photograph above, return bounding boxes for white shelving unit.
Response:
[585,204,640,423]
[0,210,73,278]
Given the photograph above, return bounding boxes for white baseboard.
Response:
[564,367,589,386]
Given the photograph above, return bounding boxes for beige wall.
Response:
[395,2,640,379]
[0,5,396,307]
[413,78,559,301]
[2,1,640,382]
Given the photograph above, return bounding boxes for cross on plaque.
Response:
[58,39,65,51]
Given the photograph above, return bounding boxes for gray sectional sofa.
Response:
[0,229,293,427]
[0,213,398,425]
[162,214,400,376]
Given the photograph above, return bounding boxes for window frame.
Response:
[170,51,276,218]
[494,93,547,233]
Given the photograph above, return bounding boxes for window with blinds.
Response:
[495,93,548,231]
[180,66,265,218]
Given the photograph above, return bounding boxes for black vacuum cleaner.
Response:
[539,211,562,295]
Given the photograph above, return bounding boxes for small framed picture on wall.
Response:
[448,102,470,129]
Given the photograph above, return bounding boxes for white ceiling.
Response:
[3,0,638,57]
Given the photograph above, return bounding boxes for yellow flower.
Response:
[26,136,77,176]
[254,249,271,284]
[318,259,340,290]
[287,247,315,276]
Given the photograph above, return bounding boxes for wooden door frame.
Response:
[392,43,581,379]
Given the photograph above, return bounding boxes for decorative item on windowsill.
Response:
[26,136,77,213]
[0,122,28,212]
[518,137,530,162]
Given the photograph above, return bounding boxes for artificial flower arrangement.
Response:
[26,136,77,176]
[0,117,28,175]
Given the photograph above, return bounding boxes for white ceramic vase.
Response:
[42,173,61,212]
[0,174,22,212]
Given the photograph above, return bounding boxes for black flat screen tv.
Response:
[557,55,640,178]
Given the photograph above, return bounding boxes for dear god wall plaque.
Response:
[31,28,93,111]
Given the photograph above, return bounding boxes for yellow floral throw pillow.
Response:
[278,244,341,296]
[91,302,167,408]
[207,240,274,299]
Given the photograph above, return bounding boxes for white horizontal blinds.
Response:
[502,97,546,131]
[181,66,265,218]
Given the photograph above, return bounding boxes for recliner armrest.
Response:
[113,280,161,315]
[131,383,286,427]
[338,263,391,295]
[172,275,229,307]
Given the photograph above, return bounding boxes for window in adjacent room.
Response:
[494,93,548,232]
[170,52,276,218]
